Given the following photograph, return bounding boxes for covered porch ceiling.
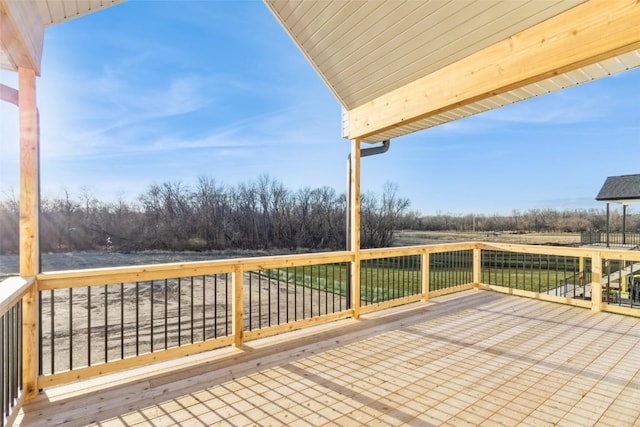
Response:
[0,0,123,75]
[265,0,640,142]
[1,0,639,142]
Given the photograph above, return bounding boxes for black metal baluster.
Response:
[69,288,73,370]
[302,266,306,320]
[178,278,182,346]
[223,274,228,336]
[202,275,206,341]
[267,271,271,327]
[120,283,124,360]
[214,275,218,338]
[286,268,290,323]
[164,279,168,349]
[10,308,15,405]
[7,309,13,412]
[38,291,42,377]
[135,282,139,356]
[325,264,329,315]
[104,285,108,363]
[190,276,194,344]
[277,269,281,325]
[1,313,5,427]
[50,289,54,374]
[150,280,154,353]
[87,286,91,367]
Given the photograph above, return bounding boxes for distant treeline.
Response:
[398,208,639,234]
[0,176,636,255]
[0,176,409,254]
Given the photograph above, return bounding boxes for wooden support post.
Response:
[473,247,481,290]
[421,252,430,301]
[349,139,361,319]
[18,66,40,399]
[591,253,603,312]
[579,256,585,286]
[232,265,243,347]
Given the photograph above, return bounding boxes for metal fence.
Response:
[246,264,349,330]
[39,274,233,376]
[360,255,421,306]
[430,250,473,291]
[601,258,640,307]
[481,250,582,295]
[581,231,640,247]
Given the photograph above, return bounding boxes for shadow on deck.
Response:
[16,290,640,426]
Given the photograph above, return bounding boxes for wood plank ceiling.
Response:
[0,0,123,74]
[265,0,640,142]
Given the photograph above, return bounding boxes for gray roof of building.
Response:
[596,174,640,201]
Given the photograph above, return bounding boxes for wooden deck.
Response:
[15,290,640,426]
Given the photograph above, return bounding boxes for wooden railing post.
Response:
[19,66,40,399]
[579,256,585,285]
[421,252,430,301]
[591,253,603,312]
[473,247,481,290]
[232,266,244,347]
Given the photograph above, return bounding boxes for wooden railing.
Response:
[477,242,640,316]
[581,231,640,248]
[2,241,640,425]
[0,277,33,427]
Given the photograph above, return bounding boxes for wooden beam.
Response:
[348,0,640,140]
[19,66,40,400]
[0,82,19,106]
[0,0,44,74]
[19,67,39,277]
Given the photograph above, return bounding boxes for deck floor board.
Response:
[16,290,640,426]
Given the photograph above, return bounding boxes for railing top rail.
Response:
[0,276,34,317]
[478,242,640,261]
[360,242,477,259]
[37,251,354,289]
[33,241,640,290]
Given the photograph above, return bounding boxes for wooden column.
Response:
[591,253,603,312]
[232,265,243,347]
[349,139,361,319]
[18,67,40,399]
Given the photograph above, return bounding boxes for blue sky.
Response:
[1,1,638,216]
